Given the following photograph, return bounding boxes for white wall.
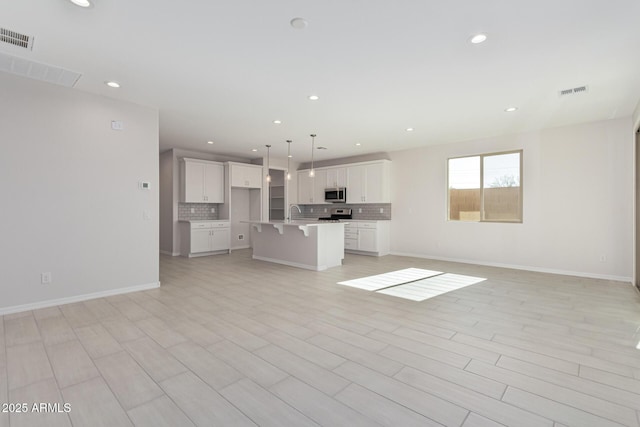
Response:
[389,118,634,281]
[0,73,160,313]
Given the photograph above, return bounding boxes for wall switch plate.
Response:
[111,120,124,131]
[41,272,52,284]
[191,208,195,213]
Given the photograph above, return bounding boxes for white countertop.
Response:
[243,220,345,227]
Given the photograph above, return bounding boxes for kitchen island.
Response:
[245,220,345,271]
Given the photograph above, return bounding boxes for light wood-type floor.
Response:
[2,250,640,427]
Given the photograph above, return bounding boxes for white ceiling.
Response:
[3,0,640,162]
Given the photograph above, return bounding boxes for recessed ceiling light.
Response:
[308,95,319,101]
[470,34,487,44]
[504,107,518,112]
[69,0,91,7]
[290,18,308,29]
[273,120,282,124]
[105,81,120,88]
[406,127,414,132]
[288,155,293,158]
[207,141,214,145]
[355,143,361,146]
[251,149,258,152]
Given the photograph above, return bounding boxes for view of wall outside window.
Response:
[448,151,522,222]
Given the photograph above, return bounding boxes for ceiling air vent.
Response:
[0,52,82,87]
[0,28,34,50]
[558,85,588,97]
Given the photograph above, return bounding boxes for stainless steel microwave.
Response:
[325,188,346,203]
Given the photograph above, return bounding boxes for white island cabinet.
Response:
[344,221,390,256]
[246,220,345,271]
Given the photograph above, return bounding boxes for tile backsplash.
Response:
[292,203,391,220]
[178,203,220,220]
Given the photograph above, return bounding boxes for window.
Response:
[448,150,522,222]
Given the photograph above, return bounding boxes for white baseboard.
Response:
[0,281,161,316]
[160,250,180,256]
[389,251,633,283]
[232,245,251,250]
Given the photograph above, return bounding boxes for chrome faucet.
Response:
[288,204,302,222]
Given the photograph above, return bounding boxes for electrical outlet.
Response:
[191,208,195,213]
[310,208,314,213]
[41,272,52,284]
[238,234,244,240]
[211,208,215,213]
[379,208,384,213]
[143,210,151,220]
[599,255,607,262]
[324,208,327,213]
[358,208,362,213]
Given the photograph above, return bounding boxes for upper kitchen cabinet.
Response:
[325,167,346,188]
[297,170,315,204]
[180,158,224,203]
[346,160,391,203]
[230,163,262,188]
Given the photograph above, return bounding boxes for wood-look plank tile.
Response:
[160,371,255,427]
[101,318,146,343]
[168,342,243,390]
[255,344,350,396]
[380,345,506,399]
[61,377,132,427]
[123,337,187,382]
[220,378,319,427]
[492,334,636,377]
[127,395,195,427]
[307,334,403,377]
[46,340,99,388]
[9,378,71,427]
[502,387,625,427]
[36,316,76,347]
[73,323,123,359]
[392,366,552,427]
[497,356,640,411]
[368,329,471,368]
[579,366,640,395]
[110,299,153,322]
[135,316,188,348]
[171,319,224,347]
[462,412,506,427]
[4,316,41,347]
[335,382,441,427]
[307,320,387,352]
[466,360,638,427]
[32,307,63,321]
[94,351,164,410]
[59,303,98,328]
[334,361,469,427]
[207,340,288,388]
[6,342,54,390]
[451,333,579,375]
[83,299,121,320]
[269,376,382,427]
[393,326,501,364]
[251,312,316,339]
[0,353,7,427]
[264,330,346,370]
[204,318,270,351]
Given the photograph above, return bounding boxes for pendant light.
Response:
[265,144,271,183]
[286,140,292,180]
[309,134,316,178]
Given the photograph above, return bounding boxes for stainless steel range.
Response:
[318,208,352,222]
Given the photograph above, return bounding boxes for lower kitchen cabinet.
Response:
[180,221,230,257]
[344,221,390,256]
